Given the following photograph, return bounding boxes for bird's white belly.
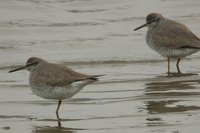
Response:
[146,35,199,58]
[30,81,88,100]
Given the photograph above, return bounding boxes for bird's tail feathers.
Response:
[88,74,105,80]
[74,74,105,82]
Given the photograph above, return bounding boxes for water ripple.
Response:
[100,16,145,23]
[66,9,107,13]
[0,21,104,27]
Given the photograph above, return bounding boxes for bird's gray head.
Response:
[146,13,163,28]
[134,13,164,31]
[9,57,46,73]
[26,57,45,72]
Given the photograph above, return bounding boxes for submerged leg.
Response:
[167,57,170,76]
[176,58,181,74]
[56,99,62,127]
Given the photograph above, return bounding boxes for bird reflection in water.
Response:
[142,75,200,128]
[32,126,75,133]
[144,77,200,114]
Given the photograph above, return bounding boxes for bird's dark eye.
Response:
[26,61,38,67]
[147,18,159,24]
[152,18,160,23]
[152,19,156,22]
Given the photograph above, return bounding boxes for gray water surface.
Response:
[1,0,200,133]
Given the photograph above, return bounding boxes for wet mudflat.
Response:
[1,0,200,133]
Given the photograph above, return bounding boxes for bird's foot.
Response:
[167,72,182,77]
[166,72,197,77]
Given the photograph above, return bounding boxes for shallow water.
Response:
[1,0,200,132]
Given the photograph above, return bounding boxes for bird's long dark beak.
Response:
[134,23,148,31]
[9,65,27,73]
[9,62,37,73]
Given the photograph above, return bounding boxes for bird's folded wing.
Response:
[34,63,102,87]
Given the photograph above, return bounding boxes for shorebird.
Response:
[9,57,103,119]
[134,13,200,75]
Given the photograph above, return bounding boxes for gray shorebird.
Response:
[9,57,103,119]
[134,13,200,75]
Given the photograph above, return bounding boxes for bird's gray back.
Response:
[146,18,200,49]
[29,62,94,87]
